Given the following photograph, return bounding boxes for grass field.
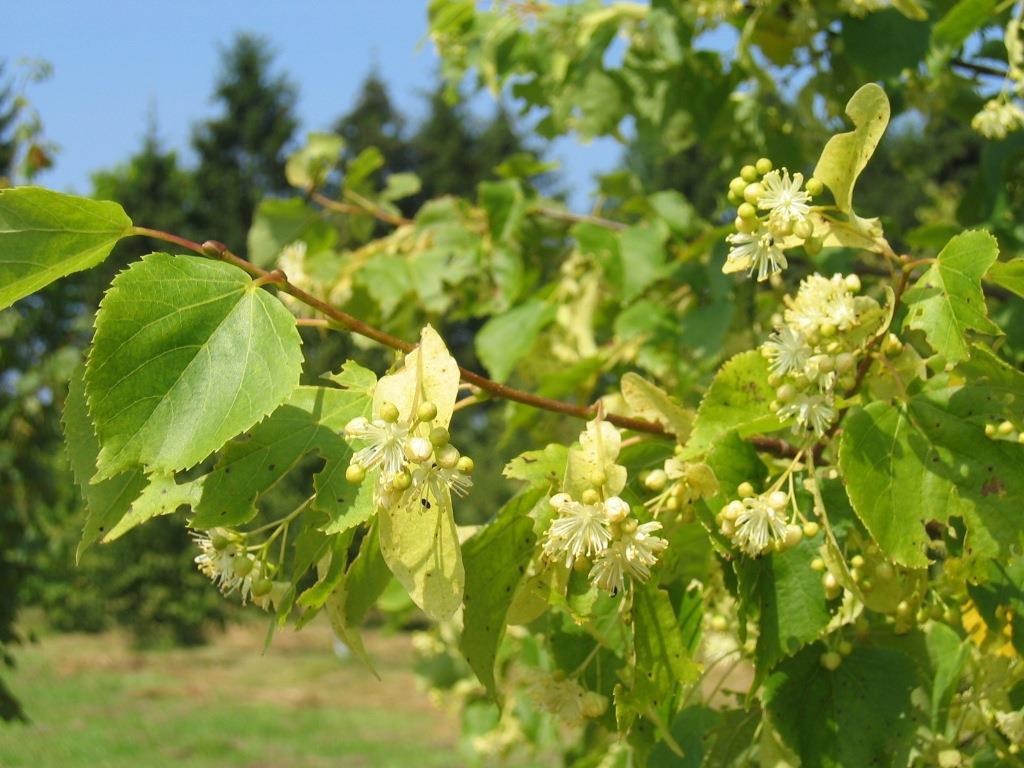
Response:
[0,620,464,768]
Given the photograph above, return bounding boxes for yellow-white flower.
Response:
[758,169,811,226]
[762,325,810,377]
[731,496,788,556]
[589,520,667,595]
[344,416,410,481]
[972,98,1024,140]
[543,496,612,567]
[784,274,857,334]
[724,226,788,281]
[778,392,836,435]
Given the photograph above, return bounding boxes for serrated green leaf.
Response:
[460,489,543,699]
[620,372,694,440]
[839,402,954,568]
[987,257,1024,298]
[905,230,1001,363]
[62,367,147,560]
[85,253,303,480]
[104,473,201,542]
[812,84,890,214]
[686,351,783,456]
[755,537,831,674]
[475,299,555,383]
[285,132,344,190]
[188,385,371,529]
[298,530,355,611]
[763,644,917,767]
[0,187,133,310]
[618,221,668,301]
[247,197,336,268]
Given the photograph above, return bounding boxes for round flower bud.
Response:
[710,614,729,632]
[727,190,740,205]
[806,177,824,196]
[838,640,854,656]
[743,182,764,204]
[835,352,856,373]
[405,436,434,463]
[998,420,1014,436]
[724,500,744,521]
[391,470,412,491]
[604,496,631,523]
[850,554,865,569]
[820,651,842,671]
[644,469,668,492]
[768,490,789,510]
[737,202,757,220]
[212,534,231,551]
[729,176,747,197]
[428,426,450,447]
[380,402,400,423]
[804,236,822,256]
[550,492,572,510]
[734,215,756,234]
[784,524,803,549]
[793,218,814,240]
[810,557,826,573]
[581,691,608,718]
[844,273,861,293]
[720,520,734,536]
[581,488,600,505]
[252,577,273,598]
[874,562,895,581]
[937,749,962,768]
[233,556,255,578]
[802,521,820,538]
[456,456,474,475]
[345,462,366,484]
[895,600,911,617]
[344,416,369,438]
[819,323,837,339]
[755,157,773,175]
[416,401,438,422]
[775,383,797,403]
[985,423,998,437]
[883,333,903,356]
[1018,432,1024,444]
[665,496,680,512]
[740,164,759,182]
[772,217,793,237]
[737,481,755,498]
[436,444,460,469]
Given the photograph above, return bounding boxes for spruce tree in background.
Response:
[189,34,299,252]
[408,84,487,201]
[333,69,412,180]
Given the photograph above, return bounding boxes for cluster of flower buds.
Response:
[343,399,473,509]
[542,490,667,596]
[716,482,808,557]
[642,453,719,518]
[761,272,881,436]
[191,528,285,609]
[521,669,608,727]
[724,157,823,281]
[985,419,1024,444]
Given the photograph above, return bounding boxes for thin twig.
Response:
[311,190,413,227]
[530,206,627,231]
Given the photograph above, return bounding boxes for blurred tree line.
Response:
[0,31,536,685]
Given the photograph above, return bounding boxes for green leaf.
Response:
[618,221,668,302]
[475,299,555,382]
[298,531,355,611]
[85,253,303,480]
[986,257,1024,298]
[926,622,969,732]
[103,473,201,543]
[812,84,890,214]
[480,179,525,241]
[564,419,628,498]
[381,172,421,202]
[839,402,953,568]
[634,585,700,687]
[502,443,569,488]
[189,384,372,529]
[841,10,930,80]
[763,644,917,767]
[686,351,783,456]
[459,488,543,699]
[755,537,831,674]
[0,187,133,310]
[247,197,336,268]
[285,132,344,190]
[62,367,147,560]
[620,372,694,440]
[647,191,699,236]
[932,0,998,48]
[905,230,1001,363]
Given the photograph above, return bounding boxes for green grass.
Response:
[0,620,464,767]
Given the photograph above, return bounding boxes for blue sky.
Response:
[7,0,623,209]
